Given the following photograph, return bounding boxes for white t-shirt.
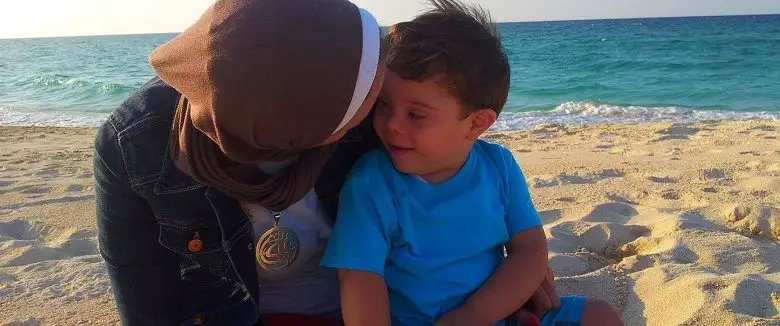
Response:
[243,160,340,316]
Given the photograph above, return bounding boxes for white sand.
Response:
[1,121,779,325]
[0,127,115,325]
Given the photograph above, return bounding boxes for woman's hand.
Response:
[514,267,560,323]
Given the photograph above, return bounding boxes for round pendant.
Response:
[256,226,300,271]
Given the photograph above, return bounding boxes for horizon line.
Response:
[2,12,778,40]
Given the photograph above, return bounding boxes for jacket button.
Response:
[193,314,206,325]
[188,239,203,253]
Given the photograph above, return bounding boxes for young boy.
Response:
[323,1,623,325]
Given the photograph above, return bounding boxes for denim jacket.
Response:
[94,78,379,325]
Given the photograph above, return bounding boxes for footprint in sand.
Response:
[20,186,52,195]
[65,184,85,192]
[750,190,769,198]
[702,187,719,193]
[660,189,681,200]
[700,168,728,181]
[648,176,679,184]
[34,168,60,178]
[532,177,560,188]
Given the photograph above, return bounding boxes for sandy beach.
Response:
[1,120,779,325]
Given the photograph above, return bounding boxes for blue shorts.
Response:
[539,296,585,326]
[503,296,585,326]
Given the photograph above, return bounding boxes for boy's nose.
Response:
[384,112,404,135]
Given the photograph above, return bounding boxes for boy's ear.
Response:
[466,108,497,141]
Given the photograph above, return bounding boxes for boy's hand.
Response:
[435,303,544,326]
[436,228,549,326]
[434,307,491,326]
[513,310,542,326]
[515,267,560,318]
[436,275,556,326]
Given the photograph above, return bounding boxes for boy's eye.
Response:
[408,111,425,120]
[374,100,391,115]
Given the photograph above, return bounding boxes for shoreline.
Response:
[3,103,779,131]
[1,120,780,325]
[1,116,779,134]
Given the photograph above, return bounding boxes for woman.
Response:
[94,0,560,325]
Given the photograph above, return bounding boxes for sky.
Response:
[1,0,780,39]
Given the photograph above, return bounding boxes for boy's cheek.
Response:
[372,118,387,138]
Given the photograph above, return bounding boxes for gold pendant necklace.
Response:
[255,212,300,271]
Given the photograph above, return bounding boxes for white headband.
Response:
[331,8,381,135]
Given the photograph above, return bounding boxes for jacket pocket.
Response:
[158,223,231,278]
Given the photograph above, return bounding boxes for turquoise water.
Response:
[1,15,779,129]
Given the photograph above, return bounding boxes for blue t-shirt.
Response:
[321,140,542,325]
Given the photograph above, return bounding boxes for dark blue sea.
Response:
[1,15,779,129]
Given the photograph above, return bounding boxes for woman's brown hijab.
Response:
[149,0,383,211]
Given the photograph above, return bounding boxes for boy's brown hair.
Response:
[384,0,510,115]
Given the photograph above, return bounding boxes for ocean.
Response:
[1,15,779,130]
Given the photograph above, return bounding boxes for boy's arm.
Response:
[436,227,548,326]
[339,270,391,326]
[320,157,394,326]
